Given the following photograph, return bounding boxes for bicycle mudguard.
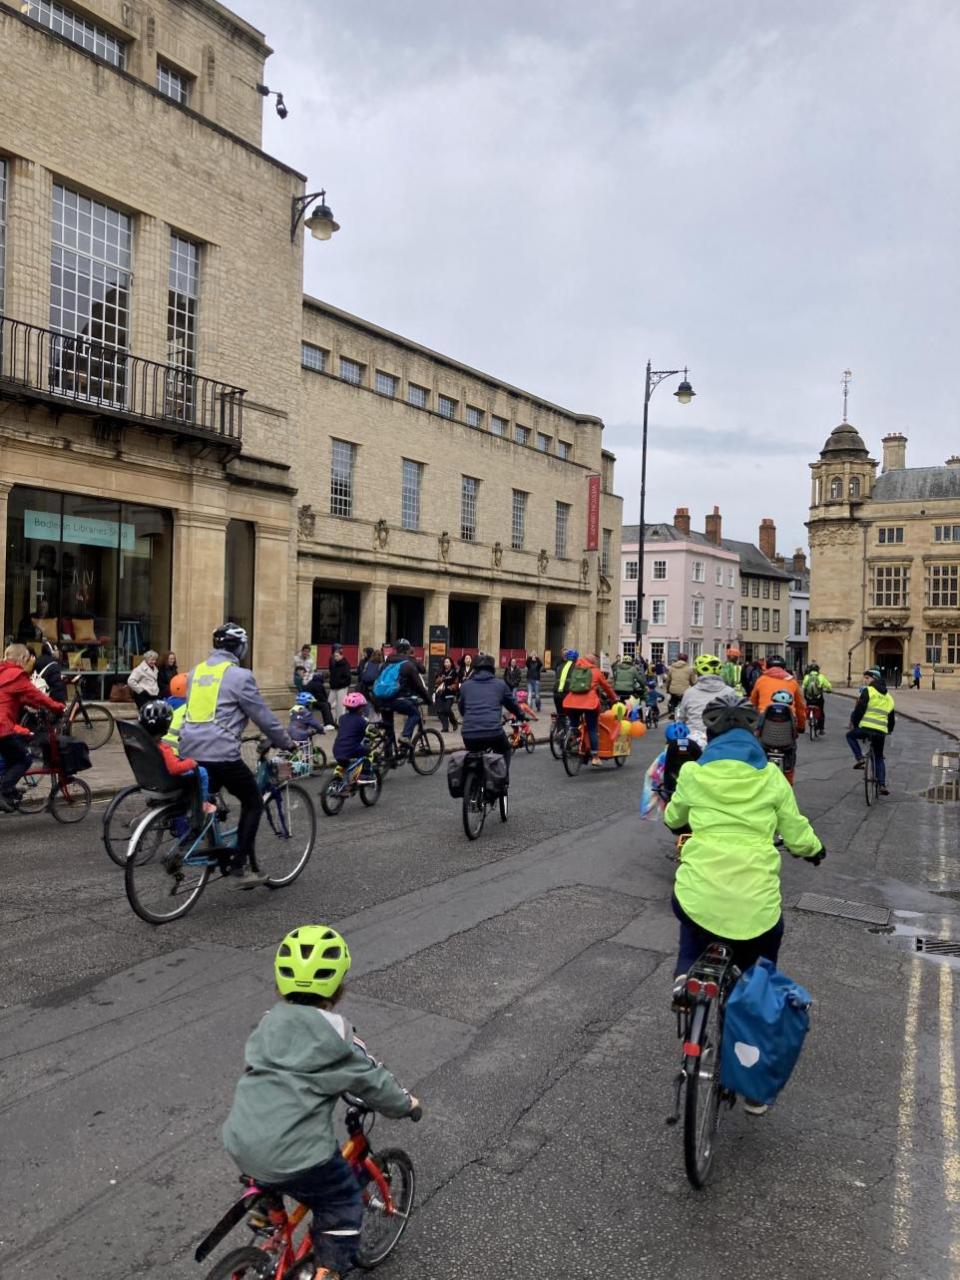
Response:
[194,1190,258,1263]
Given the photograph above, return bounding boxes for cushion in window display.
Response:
[71,618,98,643]
[32,616,59,643]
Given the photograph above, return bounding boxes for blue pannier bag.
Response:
[372,661,403,701]
[720,958,812,1106]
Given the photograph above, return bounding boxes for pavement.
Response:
[1,694,959,1279]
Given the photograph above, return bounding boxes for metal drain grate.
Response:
[794,893,891,926]
[916,938,960,957]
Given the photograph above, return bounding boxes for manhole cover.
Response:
[794,893,891,926]
[921,782,960,803]
[916,938,960,957]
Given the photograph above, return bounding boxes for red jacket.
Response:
[158,740,198,776]
[562,658,617,712]
[0,661,64,737]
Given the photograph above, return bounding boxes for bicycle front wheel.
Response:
[356,1147,416,1269]
[320,778,346,816]
[203,1246,278,1279]
[125,805,210,925]
[17,771,54,815]
[549,724,563,760]
[562,729,583,777]
[359,767,383,807]
[523,730,536,754]
[683,997,724,1188]
[50,776,92,824]
[462,772,486,839]
[864,750,875,806]
[67,703,114,751]
[102,784,145,865]
[258,782,316,886]
[411,728,444,775]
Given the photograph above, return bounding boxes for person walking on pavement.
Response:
[665,653,697,715]
[128,650,160,709]
[0,643,65,811]
[180,623,295,889]
[911,661,922,690]
[327,645,353,722]
[433,656,460,732]
[525,651,544,710]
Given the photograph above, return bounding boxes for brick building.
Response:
[0,0,620,696]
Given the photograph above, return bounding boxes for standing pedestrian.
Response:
[459,653,475,683]
[503,657,523,692]
[328,644,353,722]
[433,656,460,732]
[157,650,178,699]
[525,650,544,710]
[911,661,922,690]
[304,667,336,728]
[128,650,160,709]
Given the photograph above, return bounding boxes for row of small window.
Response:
[870,564,960,608]
[303,343,573,459]
[330,439,578,555]
[925,633,960,664]
[822,475,863,500]
[624,559,737,588]
[622,640,781,663]
[739,576,783,599]
[876,526,960,544]
[24,2,191,103]
[741,607,783,634]
[625,598,739,629]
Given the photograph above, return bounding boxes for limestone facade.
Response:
[808,424,960,688]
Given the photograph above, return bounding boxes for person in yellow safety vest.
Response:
[179,623,296,890]
[553,648,579,735]
[162,671,189,756]
[846,667,895,795]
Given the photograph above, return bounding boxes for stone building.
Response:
[725,518,792,662]
[0,0,619,697]
[808,424,960,687]
[782,549,810,673]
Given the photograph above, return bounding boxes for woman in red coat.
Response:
[562,652,616,767]
[0,642,65,810]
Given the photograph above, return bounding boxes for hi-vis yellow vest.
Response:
[185,660,231,724]
[557,660,575,694]
[162,703,186,753]
[861,686,894,734]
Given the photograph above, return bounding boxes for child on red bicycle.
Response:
[0,642,65,811]
[222,926,419,1280]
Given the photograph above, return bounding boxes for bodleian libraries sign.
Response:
[24,508,137,552]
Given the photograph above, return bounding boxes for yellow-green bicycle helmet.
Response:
[275,925,351,998]
[694,653,723,676]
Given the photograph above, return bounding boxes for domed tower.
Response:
[807,421,877,684]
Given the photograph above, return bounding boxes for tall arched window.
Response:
[848,475,861,498]
[829,475,843,500]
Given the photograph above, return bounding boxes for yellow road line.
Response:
[893,957,922,1255]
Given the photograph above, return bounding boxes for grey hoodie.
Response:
[222,1001,411,1182]
[675,674,743,742]
[179,649,291,762]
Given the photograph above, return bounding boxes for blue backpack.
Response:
[720,958,812,1106]
[373,660,403,701]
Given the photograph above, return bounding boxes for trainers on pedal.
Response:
[743,1098,769,1116]
[852,760,865,770]
[228,868,268,890]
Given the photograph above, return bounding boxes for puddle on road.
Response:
[920,780,960,802]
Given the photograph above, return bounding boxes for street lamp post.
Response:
[635,362,695,652]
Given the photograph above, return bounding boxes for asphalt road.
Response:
[1,696,959,1280]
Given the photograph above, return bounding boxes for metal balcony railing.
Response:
[0,314,244,448]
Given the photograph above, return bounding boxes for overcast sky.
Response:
[235,0,960,556]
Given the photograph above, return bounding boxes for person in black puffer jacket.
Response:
[35,640,68,704]
[328,645,353,722]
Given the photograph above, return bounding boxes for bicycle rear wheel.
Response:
[356,1148,416,1269]
[202,1246,277,1279]
[102,784,145,865]
[462,772,486,839]
[523,730,535,754]
[50,776,92,824]
[411,728,444,775]
[498,790,509,822]
[683,997,724,1188]
[258,782,315,886]
[125,805,210,924]
[17,771,54,815]
[562,729,583,777]
[864,749,875,806]
[67,702,114,751]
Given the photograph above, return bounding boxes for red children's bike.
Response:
[195,1096,420,1278]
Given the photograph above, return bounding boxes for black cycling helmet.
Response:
[394,638,411,653]
[213,622,249,659]
[765,654,786,668]
[473,652,496,673]
[701,698,759,740]
[139,698,173,737]
[805,662,819,673]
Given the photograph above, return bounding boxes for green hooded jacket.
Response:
[222,1001,411,1183]
[664,728,822,938]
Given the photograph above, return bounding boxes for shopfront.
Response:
[4,485,172,693]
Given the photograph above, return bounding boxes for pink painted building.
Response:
[619,507,741,664]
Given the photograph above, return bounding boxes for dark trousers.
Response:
[672,895,784,977]
[846,728,886,785]
[463,730,512,784]
[553,693,568,731]
[197,758,262,868]
[132,688,155,710]
[380,696,421,743]
[578,708,600,754]
[435,693,459,731]
[668,693,682,714]
[267,1150,363,1274]
[0,734,32,796]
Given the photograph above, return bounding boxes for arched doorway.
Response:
[873,637,904,688]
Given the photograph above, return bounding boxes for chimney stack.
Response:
[704,505,722,546]
[674,506,691,535]
[792,547,807,573]
[759,517,776,561]
[947,456,960,468]
[881,433,907,473]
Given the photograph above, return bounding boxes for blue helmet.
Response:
[563,648,579,661]
[771,689,794,705]
[665,721,690,742]
[296,691,316,707]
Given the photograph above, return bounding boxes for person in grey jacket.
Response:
[180,623,294,889]
[223,925,418,1279]
[675,655,742,745]
[457,652,525,785]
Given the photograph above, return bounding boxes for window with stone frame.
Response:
[848,475,861,498]
[934,525,960,543]
[762,608,770,632]
[166,234,200,417]
[511,490,527,550]
[460,476,478,542]
[491,415,508,437]
[157,60,190,104]
[926,564,960,608]
[872,564,908,607]
[438,394,458,419]
[557,440,572,460]
[878,526,904,544]
[926,632,960,663]
[26,1,126,67]
[751,579,760,596]
[622,639,637,658]
[339,356,364,386]
[829,475,843,499]
[751,607,760,631]
[692,560,705,582]
[651,598,666,625]
[407,383,429,409]
[302,342,327,372]
[762,579,770,598]
[714,599,722,627]
[773,583,781,599]
[330,439,356,517]
[401,459,423,531]
[601,529,612,575]
[741,577,749,596]
[465,405,484,428]
[649,641,664,663]
[692,598,704,626]
[773,609,780,631]
[375,370,398,397]
[726,601,734,627]
[555,502,570,559]
[741,606,749,631]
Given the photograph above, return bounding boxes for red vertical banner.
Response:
[586,474,601,551]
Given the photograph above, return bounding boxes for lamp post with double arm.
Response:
[635,362,696,652]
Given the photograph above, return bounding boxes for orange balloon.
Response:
[629,720,647,739]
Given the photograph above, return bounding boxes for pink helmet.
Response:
[343,690,367,710]
[515,689,528,702]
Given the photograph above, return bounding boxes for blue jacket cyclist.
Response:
[180,623,294,890]
[457,652,525,785]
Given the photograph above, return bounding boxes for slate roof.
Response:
[820,422,869,457]
[720,538,792,580]
[622,522,719,549]
[872,466,960,503]
[621,522,786,577]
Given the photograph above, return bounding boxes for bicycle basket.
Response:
[271,758,295,781]
[447,750,468,798]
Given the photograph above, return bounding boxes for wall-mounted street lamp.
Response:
[291,190,341,243]
[256,83,288,119]
[635,362,696,646]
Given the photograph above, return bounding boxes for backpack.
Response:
[802,675,820,699]
[360,659,380,690]
[446,750,468,798]
[567,665,594,695]
[720,958,812,1105]
[613,665,638,695]
[373,661,403,700]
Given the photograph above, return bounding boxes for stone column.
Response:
[253,522,292,696]
[0,481,12,642]
[361,582,389,650]
[479,595,501,657]
[296,569,314,645]
[526,599,547,654]
[428,589,450,635]
[171,510,227,665]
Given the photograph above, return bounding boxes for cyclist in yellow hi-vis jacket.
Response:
[846,667,895,796]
